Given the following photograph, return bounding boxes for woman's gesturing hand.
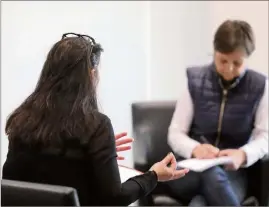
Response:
[150,152,189,182]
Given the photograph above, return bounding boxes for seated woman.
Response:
[167,19,268,206]
[2,33,188,206]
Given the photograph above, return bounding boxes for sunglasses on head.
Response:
[61,33,96,45]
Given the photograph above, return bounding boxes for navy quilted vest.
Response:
[187,63,266,149]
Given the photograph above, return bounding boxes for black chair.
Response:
[131,101,269,206]
[1,179,80,206]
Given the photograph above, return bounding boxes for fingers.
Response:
[116,138,134,146]
[224,164,235,171]
[161,152,174,165]
[115,134,133,161]
[199,149,209,159]
[204,152,219,159]
[193,144,219,159]
[117,156,125,160]
[204,144,220,155]
[218,149,229,157]
[169,153,177,170]
[115,132,128,140]
[172,168,189,179]
[200,145,219,159]
[116,146,131,152]
[196,148,211,159]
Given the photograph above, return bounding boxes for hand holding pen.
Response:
[191,136,220,159]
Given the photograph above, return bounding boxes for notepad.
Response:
[119,166,142,183]
[177,157,233,172]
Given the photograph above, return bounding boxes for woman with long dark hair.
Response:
[2,33,188,206]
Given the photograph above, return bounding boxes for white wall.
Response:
[1,1,268,169]
[149,1,213,100]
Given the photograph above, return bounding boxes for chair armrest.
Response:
[152,195,182,206]
[247,155,269,206]
[260,155,269,206]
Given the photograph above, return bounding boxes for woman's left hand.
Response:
[115,132,134,160]
[218,149,247,170]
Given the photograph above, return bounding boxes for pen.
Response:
[200,136,210,144]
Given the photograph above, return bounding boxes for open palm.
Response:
[115,132,134,160]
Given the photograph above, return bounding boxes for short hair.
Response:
[213,19,255,56]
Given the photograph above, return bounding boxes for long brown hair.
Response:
[6,33,103,147]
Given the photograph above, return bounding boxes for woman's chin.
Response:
[222,75,235,81]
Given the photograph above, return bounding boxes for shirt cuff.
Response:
[130,171,158,196]
[181,139,200,159]
[240,144,257,168]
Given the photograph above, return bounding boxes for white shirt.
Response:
[168,79,268,167]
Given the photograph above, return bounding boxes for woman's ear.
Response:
[90,68,96,79]
[90,68,99,86]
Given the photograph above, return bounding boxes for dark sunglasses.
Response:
[62,32,96,45]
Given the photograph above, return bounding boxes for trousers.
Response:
[166,166,247,206]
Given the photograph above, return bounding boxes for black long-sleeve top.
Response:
[2,112,158,206]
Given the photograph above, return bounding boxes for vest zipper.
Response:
[215,89,228,147]
[214,76,240,147]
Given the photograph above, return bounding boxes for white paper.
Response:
[119,166,142,183]
[177,157,233,172]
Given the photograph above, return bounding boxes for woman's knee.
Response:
[201,166,229,183]
[200,167,241,206]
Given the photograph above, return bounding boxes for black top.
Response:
[2,112,158,206]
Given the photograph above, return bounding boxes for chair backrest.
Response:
[1,179,80,206]
[131,101,177,170]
